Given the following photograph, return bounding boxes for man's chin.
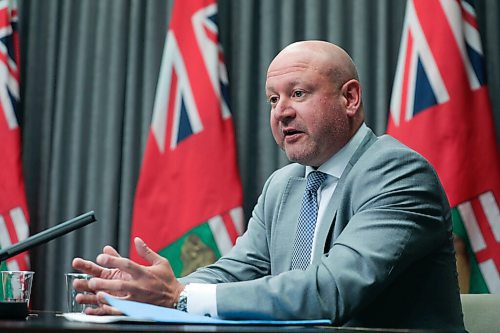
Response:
[285,152,311,166]
[285,148,325,167]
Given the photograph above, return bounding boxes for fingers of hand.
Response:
[87,277,130,294]
[95,291,124,315]
[84,306,106,316]
[96,291,112,304]
[84,304,122,316]
[97,253,137,271]
[97,253,148,280]
[72,258,105,277]
[73,278,94,293]
[135,237,166,266]
[103,245,121,258]
[75,292,98,305]
[101,304,123,316]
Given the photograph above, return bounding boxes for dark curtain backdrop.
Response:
[15,0,500,311]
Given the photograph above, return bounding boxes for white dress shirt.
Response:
[185,123,369,318]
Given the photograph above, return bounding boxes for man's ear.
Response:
[342,79,362,117]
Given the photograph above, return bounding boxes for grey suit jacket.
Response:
[180,129,465,331]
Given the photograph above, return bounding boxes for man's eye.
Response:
[269,96,279,105]
[293,90,304,98]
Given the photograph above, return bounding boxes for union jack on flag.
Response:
[387,0,500,293]
[0,0,30,271]
[389,0,449,126]
[390,0,487,126]
[130,0,244,276]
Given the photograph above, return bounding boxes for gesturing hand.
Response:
[72,237,184,315]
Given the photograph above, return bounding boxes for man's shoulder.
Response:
[373,134,413,150]
[353,133,442,188]
[367,134,430,163]
[348,133,440,186]
[344,127,428,168]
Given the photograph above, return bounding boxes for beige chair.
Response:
[460,294,500,333]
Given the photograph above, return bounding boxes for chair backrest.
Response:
[460,293,500,333]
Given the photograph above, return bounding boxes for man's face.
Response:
[265,51,350,167]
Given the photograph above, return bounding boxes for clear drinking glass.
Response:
[65,272,92,313]
[1,270,34,304]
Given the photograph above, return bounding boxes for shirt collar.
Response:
[305,123,369,179]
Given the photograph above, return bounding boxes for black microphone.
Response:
[0,211,97,262]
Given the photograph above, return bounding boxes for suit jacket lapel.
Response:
[274,176,306,273]
[312,129,378,264]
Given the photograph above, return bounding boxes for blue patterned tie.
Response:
[290,171,328,270]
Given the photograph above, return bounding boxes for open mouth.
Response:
[283,128,301,137]
[282,128,304,143]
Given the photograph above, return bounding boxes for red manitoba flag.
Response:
[130,0,244,276]
[0,0,30,271]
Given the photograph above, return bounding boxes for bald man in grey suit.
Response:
[73,41,465,331]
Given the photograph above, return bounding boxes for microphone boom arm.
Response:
[0,211,96,263]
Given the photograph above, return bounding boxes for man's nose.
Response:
[273,98,295,121]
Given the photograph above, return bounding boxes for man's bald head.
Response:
[267,40,359,90]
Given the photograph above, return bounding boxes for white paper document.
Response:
[62,312,152,323]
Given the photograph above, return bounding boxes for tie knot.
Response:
[305,171,327,192]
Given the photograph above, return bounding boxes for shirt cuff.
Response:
[184,283,218,318]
